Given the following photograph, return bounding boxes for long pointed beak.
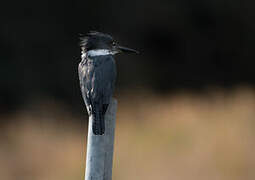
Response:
[117,45,139,54]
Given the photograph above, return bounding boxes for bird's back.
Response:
[78,55,116,135]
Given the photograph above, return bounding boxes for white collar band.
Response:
[85,49,115,57]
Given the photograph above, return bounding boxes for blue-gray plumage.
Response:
[78,31,138,135]
[79,54,116,135]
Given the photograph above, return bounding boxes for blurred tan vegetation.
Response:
[0,87,255,180]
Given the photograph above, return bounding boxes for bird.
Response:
[78,31,139,135]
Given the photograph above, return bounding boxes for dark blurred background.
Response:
[0,0,253,114]
[1,0,255,180]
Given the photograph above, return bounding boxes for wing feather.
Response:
[78,55,116,114]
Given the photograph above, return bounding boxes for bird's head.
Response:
[80,31,139,56]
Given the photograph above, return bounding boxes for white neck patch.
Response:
[84,49,116,57]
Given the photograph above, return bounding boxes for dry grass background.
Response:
[0,87,255,180]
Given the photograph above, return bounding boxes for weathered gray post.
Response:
[85,98,117,180]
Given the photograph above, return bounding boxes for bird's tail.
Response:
[91,110,105,135]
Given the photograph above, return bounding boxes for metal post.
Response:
[85,98,117,180]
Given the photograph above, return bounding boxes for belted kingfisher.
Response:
[78,31,139,135]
